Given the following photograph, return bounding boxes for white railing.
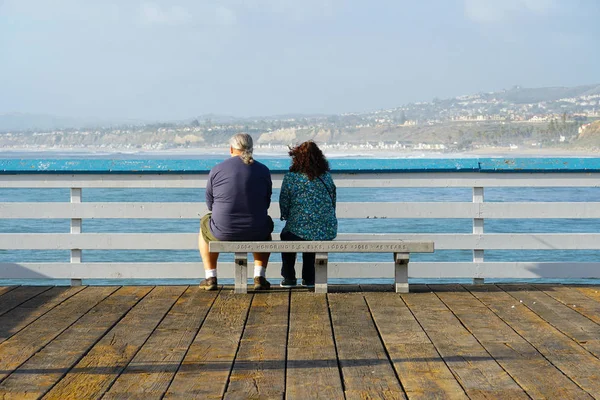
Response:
[2,158,600,284]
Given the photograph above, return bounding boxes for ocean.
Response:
[2,152,600,285]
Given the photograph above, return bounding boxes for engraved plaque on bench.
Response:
[210,240,434,253]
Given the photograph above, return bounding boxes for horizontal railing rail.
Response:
[3,202,600,219]
[2,157,600,284]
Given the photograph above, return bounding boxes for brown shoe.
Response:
[253,276,271,290]
[199,277,218,291]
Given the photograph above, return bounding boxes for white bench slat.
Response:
[4,233,600,250]
[209,240,434,254]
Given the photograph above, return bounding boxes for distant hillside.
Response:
[578,120,600,138]
[3,83,600,133]
[490,84,600,104]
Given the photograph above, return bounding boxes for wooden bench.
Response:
[208,240,434,294]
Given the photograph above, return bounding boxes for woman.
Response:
[279,141,337,287]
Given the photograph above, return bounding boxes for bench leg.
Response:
[234,252,248,294]
[394,252,410,293]
[314,253,328,294]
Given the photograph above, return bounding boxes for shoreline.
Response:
[1,146,600,158]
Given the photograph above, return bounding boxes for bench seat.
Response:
[209,240,434,293]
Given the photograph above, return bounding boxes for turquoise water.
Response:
[2,154,600,285]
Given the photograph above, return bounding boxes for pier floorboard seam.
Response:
[499,284,600,359]
[328,293,405,399]
[0,284,599,398]
[162,290,253,399]
[223,291,289,399]
[0,286,52,317]
[0,286,85,345]
[533,284,600,326]
[285,292,345,400]
[157,285,223,398]
[0,286,19,298]
[0,286,117,385]
[103,286,218,399]
[402,285,528,399]
[365,292,468,399]
[0,286,151,399]
[432,284,591,399]
[42,286,186,400]
[574,286,600,303]
[466,284,600,398]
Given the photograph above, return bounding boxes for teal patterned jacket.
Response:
[279,171,338,240]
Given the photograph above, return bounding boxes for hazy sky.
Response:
[1,0,599,121]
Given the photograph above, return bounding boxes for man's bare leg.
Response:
[253,252,270,267]
[199,233,219,290]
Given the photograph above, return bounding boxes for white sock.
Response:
[254,266,266,278]
[205,269,217,279]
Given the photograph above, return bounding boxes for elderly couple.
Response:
[199,133,338,291]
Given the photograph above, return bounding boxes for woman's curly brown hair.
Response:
[288,141,330,180]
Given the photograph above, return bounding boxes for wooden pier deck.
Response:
[1,284,600,399]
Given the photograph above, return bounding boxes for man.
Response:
[199,133,273,291]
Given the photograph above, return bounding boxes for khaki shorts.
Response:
[200,213,274,242]
[200,213,219,242]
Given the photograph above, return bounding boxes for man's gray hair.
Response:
[229,133,254,164]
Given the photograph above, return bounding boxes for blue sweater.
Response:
[206,156,272,240]
[279,171,337,240]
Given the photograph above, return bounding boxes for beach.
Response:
[2,145,600,159]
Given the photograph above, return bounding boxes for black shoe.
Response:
[199,277,218,291]
[254,276,271,290]
[280,278,297,288]
[301,280,315,288]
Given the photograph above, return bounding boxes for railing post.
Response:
[234,252,248,294]
[473,187,484,285]
[314,253,328,294]
[70,188,82,286]
[394,252,410,293]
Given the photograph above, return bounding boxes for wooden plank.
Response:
[537,285,600,325]
[0,286,116,382]
[285,293,344,400]
[0,286,51,317]
[103,287,219,399]
[43,286,186,400]
[402,286,527,399]
[365,292,468,399]
[500,284,600,358]
[328,285,361,293]
[328,293,405,399]
[433,284,591,399]
[0,286,151,399]
[163,291,253,399]
[0,286,85,344]
[360,284,394,292]
[223,292,289,399]
[0,287,18,297]
[467,284,600,398]
[575,286,600,302]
